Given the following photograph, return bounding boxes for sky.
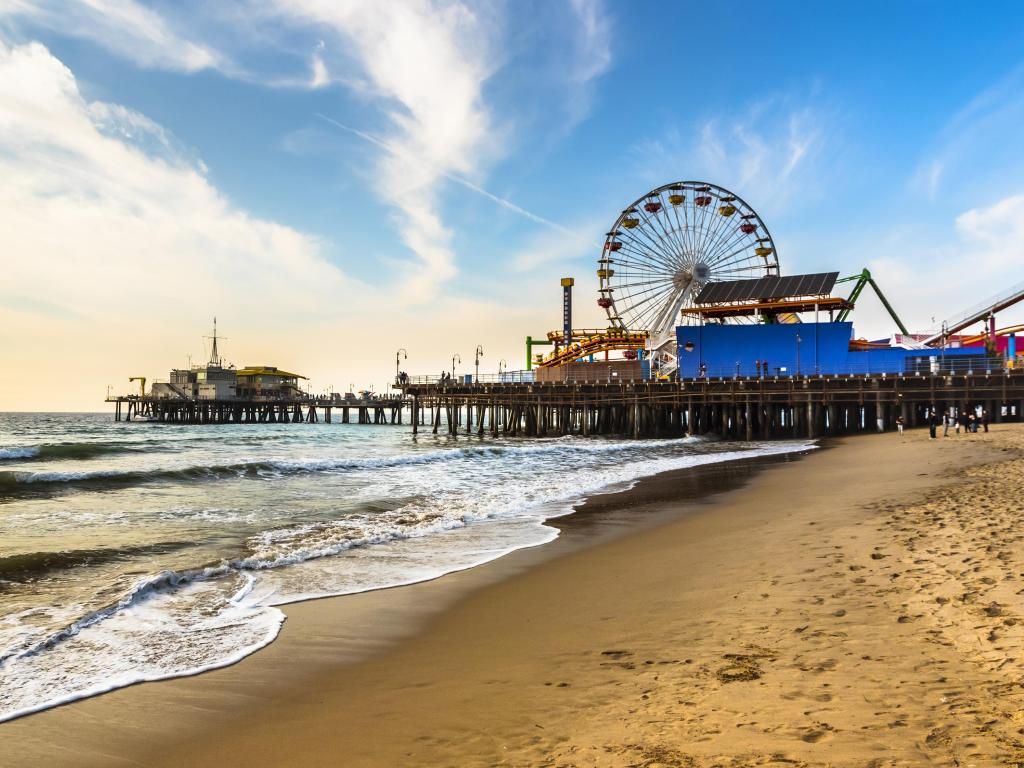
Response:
[3,0,1024,410]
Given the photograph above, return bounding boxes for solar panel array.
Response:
[695,272,839,304]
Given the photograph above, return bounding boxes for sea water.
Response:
[0,412,813,721]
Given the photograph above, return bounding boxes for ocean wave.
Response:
[0,436,708,492]
[0,541,195,582]
[0,441,153,462]
[0,447,39,460]
[0,565,232,667]
[0,434,303,464]
[0,570,284,724]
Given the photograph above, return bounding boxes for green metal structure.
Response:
[525,335,554,370]
[836,269,909,335]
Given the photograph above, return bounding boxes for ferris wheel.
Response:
[597,181,780,340]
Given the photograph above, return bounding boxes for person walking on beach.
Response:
[969,412,977,433]
[896,415,905,436]
[982,409,990,432]
[943,412,951,437]
[928,410,938,439]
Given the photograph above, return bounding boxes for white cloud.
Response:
[0,40,357,408]
[264,1,499,302]
[852,194,1024,338]
[2,0,614,306]
[0,38,582,409]
[954,194,1024,271]
[0,0,224,72]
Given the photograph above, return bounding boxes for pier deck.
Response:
[106,396,405,425]
[401,370,1024,439]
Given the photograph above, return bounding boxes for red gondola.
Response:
[694,195,712,207]
[644,201,662,213]
[597,297,613,308]
[739,223,757,234]
[604,241,622,252]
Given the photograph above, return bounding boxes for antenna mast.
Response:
[209,317,219,366]
[203,317,227,368]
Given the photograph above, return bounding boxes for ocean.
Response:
[0,412,813,722]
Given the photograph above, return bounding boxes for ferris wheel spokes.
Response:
[597,181,780,340]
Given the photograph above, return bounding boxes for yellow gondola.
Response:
[621,217,639,229]
[597,268,614,279]
[668,193,685,205]
[755,246,773,257]
[718,204,737,216]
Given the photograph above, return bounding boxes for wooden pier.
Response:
[107,396,406,425]
[108,370,1024,439]
[401,370,1024,439]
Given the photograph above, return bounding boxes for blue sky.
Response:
[2,1,1024,408]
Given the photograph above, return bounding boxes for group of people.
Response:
[396,371,409,385]
[912,409,990,439]
[696,360,772,379]
[438,371,454,384]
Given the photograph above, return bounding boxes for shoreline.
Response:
[0,437,813,729]
[3,426,1018,766]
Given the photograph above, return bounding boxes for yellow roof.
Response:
[235,366,307,380]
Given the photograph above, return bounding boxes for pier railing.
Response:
[680,355,1011,380]
[404,371,536,385]
[404,356,1014,386]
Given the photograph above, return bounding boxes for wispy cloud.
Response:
[631,94,832,218]
[0,0,224,72]
[568,0,611,84]
[316,112,590,243]
[911,62,1024,199]
[262,1,500,302]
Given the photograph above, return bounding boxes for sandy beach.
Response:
[5,424,1024,767]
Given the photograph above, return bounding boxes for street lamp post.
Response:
[452,353,461,380]
[499,358,507,376]
[395,348,407,381]
[474,345,484,383]
[795,334,802,377]
[941,321,947,372]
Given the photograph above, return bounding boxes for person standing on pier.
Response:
[755,360,761,378]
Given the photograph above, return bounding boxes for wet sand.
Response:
[4,425,1023,767]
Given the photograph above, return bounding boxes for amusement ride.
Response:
[538,180,781,374]
[532,178,1024,375]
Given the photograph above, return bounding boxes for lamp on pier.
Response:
[396,348,407,381]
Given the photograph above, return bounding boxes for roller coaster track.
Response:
[956,323,1024,346]
[923,278,1024,346]
[538,330,649,368]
